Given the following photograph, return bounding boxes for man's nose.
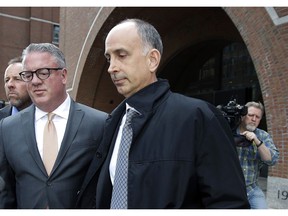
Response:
[6,79,15,88]
[107,59,118,74]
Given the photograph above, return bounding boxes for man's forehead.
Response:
[105,30,140,54]
[248,107,262,116]
[4,63,22,75]
[248,106,261,112]
[107,22,137,42]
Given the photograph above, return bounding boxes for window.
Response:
[52,25,60,45]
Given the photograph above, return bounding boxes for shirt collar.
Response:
[125,103,140,115]
[35,94,71,121]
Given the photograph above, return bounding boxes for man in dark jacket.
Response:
[76,18,250,209]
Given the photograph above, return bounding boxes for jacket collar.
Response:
[125,78,171,114]
[108,79,170,120]
[106,78,171,136]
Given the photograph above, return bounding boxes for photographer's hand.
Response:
[241,131,272,161]
[241,131,257,142]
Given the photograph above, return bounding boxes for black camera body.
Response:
[217,99,247,131]
[217,99,252,147]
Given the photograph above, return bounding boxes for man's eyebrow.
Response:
[104,48,128,57]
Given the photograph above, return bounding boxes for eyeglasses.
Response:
[233,134,252,147]
[19,68,63,82]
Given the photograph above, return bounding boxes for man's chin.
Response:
[246,125,256,132]
[9,99,19,105]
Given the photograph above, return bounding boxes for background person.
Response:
[0,56,32,120]
[0,43,108,208]
[236,101,279,209]
[76,18,250,209]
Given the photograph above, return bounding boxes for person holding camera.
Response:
[236,101,279,209]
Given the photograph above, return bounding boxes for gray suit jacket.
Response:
[0,99,107,208]
[0,105,12,120]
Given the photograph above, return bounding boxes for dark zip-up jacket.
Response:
[76,79,250,209]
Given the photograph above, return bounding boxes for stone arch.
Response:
[65,7,115,104]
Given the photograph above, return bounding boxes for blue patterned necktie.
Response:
[111,108,138,209]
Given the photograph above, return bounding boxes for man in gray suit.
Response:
[0,56,32,120]
[0,43,108,208]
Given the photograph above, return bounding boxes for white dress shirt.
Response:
[35,94,71,159]
[109,103,140,185]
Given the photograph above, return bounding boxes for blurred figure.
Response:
[0,43,108,208]
[76,18,250,209]
[236,101,279,209]
[0,56,32,119]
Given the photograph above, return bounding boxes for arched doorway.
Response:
[61,6,288,208]
[73,7,264,132]
[79,7,261,112]
[86,7,263,125]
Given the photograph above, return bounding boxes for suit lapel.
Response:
[21,105,47,175]
[80,103,124,193]
[22,101,83,176]
[0,105,12,119]
[51,101,83,174]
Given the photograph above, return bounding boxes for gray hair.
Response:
[245,101,265,117]
[22,43,66,68]
[119,18,163,56]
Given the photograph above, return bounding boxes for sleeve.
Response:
[0,119,17,208]
[258,130,279,166]
[196,105,250,208]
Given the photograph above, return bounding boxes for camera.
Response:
[217,99,247,131]
[217,99,252,147]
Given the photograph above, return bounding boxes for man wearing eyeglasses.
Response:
[0,43,108,208]
[236,101,279,209]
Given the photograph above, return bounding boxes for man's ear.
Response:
[148,49,161,72]
[61,68,68,84]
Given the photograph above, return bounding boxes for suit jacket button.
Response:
[96,152,102,158]
[47,181,52,186]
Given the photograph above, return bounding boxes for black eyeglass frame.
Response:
[19,67,63,82]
